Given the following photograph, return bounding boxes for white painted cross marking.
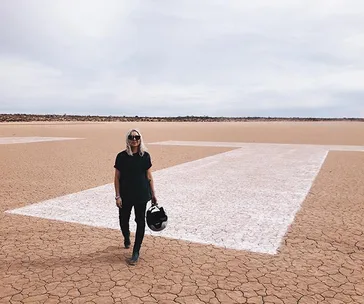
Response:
[6,141,364,254]
[0,137,81,145]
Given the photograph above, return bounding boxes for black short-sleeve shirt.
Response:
[114,150,152,203]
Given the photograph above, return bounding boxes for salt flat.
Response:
[7,140,364,254]
[1,121,364,304]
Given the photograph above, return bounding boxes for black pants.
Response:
[118,200,147,254]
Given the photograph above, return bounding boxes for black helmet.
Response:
[146,205,168,231]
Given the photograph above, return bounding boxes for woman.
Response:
[114,128,157,265]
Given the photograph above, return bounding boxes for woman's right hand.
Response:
[116,197,122,208]
[151,195,158,206]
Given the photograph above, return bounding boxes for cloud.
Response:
[0,0,364,117]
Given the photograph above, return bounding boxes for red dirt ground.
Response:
[1,121,363,304]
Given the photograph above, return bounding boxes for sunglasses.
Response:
[128,135,141,141]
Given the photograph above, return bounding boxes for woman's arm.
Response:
[114,169,122,208]
[147,168,157,205]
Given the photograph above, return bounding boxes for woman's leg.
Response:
[118,201,133,248]
[130,201,148,259]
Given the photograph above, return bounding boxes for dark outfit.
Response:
[114,150,152,255]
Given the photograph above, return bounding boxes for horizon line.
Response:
[1,113,364,122]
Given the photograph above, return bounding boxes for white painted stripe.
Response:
[0,137,82,145]
[6,142,337,255]
[149,145,328,254]
[149,140,364,152]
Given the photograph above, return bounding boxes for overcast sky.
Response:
[1,0,363,118]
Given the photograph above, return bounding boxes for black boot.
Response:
[124,237,131,249]
[128,251,139,265]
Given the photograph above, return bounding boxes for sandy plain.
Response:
[0,121,364,304]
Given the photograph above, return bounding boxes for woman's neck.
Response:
[131,147,138,154]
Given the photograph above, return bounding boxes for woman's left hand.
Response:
[151,195,158,206]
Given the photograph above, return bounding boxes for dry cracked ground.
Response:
[1,121,364,304]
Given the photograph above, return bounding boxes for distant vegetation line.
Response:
[1,113,363,122]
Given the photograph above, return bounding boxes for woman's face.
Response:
[128,131,141,148]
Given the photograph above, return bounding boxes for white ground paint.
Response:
[149,140,364,152]
[6,141,364,254]
[0,137,81,144]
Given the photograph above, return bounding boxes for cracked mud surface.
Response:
[1,121,364,304]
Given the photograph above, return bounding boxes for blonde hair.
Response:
[125,128,148,156]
